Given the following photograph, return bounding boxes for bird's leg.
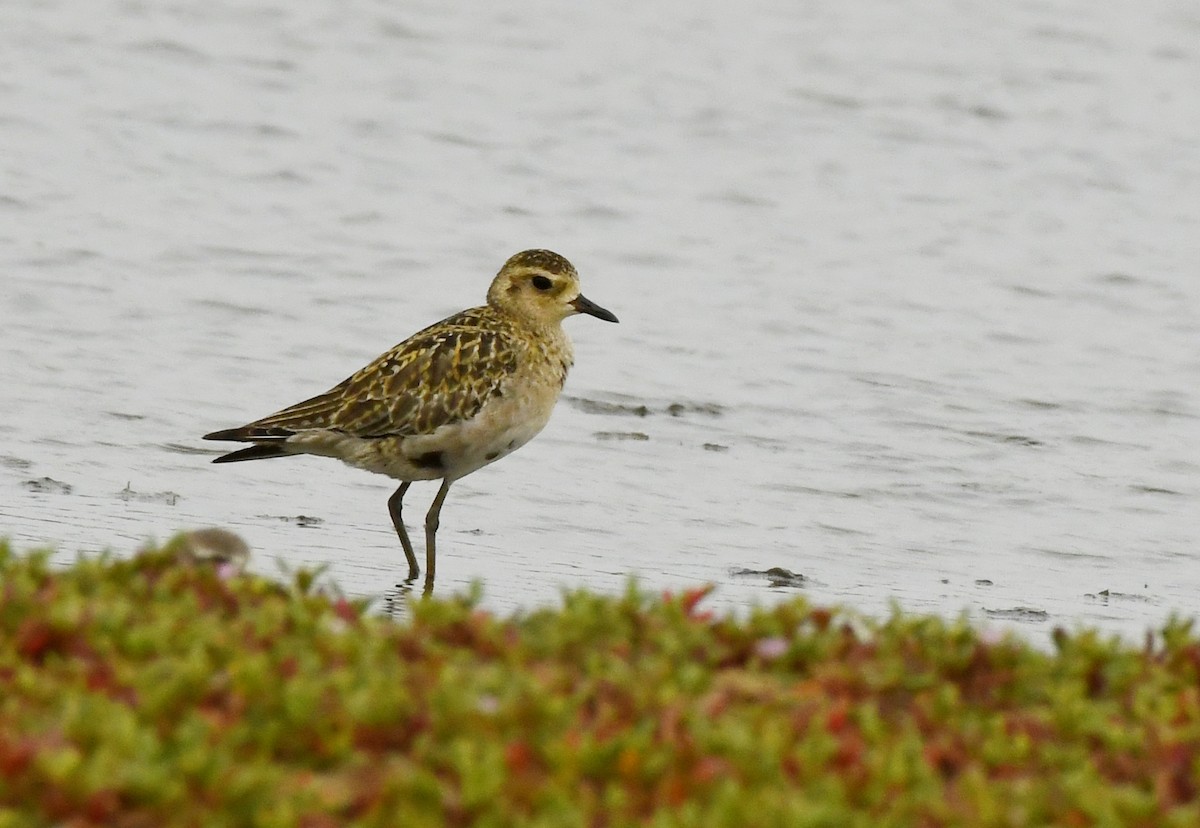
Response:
[423,478,453,592]
[387,482,419,579]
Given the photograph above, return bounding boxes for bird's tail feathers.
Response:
[211,443,290,464]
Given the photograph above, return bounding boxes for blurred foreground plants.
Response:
[1,539,1199,827]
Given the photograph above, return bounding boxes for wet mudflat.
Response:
[2,1,1198,640]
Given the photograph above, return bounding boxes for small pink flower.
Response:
[754,636,789,661]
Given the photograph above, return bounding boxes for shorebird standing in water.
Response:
[204,250,618,591]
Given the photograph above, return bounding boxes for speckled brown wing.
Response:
[211,308,522,441]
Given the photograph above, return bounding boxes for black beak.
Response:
[570,293,619,323]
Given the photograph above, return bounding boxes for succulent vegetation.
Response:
[1,539,1199,826]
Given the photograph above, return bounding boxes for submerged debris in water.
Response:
[731,566,807,588]
[594,431,650,441]
[118,483,181,505]
[261,514,325,527]
[566,397,651,417]
[667,401,724,417]
[983,606,1050,622]
[1087,590,1154,604]
[566,396,725,419]
[22,477,72,495]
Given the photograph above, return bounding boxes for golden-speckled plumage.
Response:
[203,249,618,588]
[240,307,543,440]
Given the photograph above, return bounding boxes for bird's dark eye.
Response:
[531,275,553,291]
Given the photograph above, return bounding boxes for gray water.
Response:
[3,0,1198,639]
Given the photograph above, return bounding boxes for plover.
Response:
[167,528,251,576]
[204,249,618,588]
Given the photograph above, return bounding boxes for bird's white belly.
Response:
[427,389,556,480]
[288,383,560,483]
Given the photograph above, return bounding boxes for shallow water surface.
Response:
[2,0,1198,640]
